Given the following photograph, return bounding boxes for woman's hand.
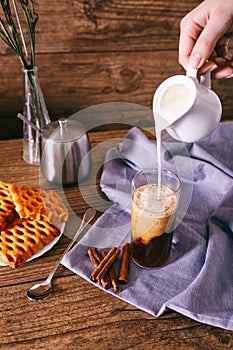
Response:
[179,0,233,79]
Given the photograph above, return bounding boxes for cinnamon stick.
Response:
[90,247,120,283]
[118,243,130,284]
[88,248,111,289]
[101,251,121,293]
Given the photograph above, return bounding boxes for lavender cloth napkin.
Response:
[62,122,233,330]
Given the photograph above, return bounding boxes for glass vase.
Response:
[22,67,51,165]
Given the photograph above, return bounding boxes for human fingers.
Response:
[179,11,204,69]
[208,34,233,78]
[188,18,227,69]
[197,61,218,78]
[211,65,233,79]
[214,33,233,61]
[198,61,233,79]
[179,0,233,70]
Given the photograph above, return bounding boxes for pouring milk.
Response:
[153,68,222,196]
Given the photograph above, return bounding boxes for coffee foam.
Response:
[132,184,177,218]
[131,184,177,242]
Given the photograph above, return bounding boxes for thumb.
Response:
[189,19,226,68]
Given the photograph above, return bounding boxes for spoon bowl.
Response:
[27,280,54,300]
[27,207,96,300]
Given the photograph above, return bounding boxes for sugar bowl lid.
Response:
[42,117,86,143]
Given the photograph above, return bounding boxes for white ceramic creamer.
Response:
[153,68,222,143]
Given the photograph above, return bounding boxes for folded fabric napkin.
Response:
[62,122,233,331]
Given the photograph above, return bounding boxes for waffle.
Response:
[9,184,69,223]
[0,181,16,231]
[0,181,68,268]
[0,217,60,268]
[40,188,69,223]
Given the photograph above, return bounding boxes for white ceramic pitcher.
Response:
[153,68,222,143]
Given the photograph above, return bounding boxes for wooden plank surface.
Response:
[0,0,232,139]
[0,52,232,139]
[0,0,200,54]
[0,129,233,349]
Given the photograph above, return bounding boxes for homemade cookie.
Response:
[0,217,60,268]
[40,188,69,223]
[0,181,68,268]
[0,181,16,231]
[9,184,68,223]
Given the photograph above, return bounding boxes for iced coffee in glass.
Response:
[130,169,181,268]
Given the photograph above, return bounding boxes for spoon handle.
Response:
[47,208,96,283]
[17,113,42,133]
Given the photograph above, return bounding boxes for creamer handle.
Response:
[186,68,211,89]
[186,68,198,81]
[200,71,211,89]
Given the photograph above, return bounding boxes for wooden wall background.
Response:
[0,0,232,139]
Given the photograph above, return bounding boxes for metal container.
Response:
[40,117,91,185]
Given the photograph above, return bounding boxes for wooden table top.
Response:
[0,129,232,350]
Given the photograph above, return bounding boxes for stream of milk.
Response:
[154,83,191,198]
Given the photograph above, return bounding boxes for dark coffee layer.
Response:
[130,231,173,268]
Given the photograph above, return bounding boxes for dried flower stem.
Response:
[0,1,50,164]
[0,0,38,69]
[12,0,28,60]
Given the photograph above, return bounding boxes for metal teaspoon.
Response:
[27,208,96,300]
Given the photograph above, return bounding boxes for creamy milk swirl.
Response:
[131,184,177,243]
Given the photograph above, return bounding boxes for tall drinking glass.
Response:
[130,169,181,268]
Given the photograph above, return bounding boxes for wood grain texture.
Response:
[0,0,232,139]
[0,130,233,349]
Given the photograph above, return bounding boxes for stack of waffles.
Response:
[0,181,68,268]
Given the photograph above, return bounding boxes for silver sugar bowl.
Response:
[40,117,91,185]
